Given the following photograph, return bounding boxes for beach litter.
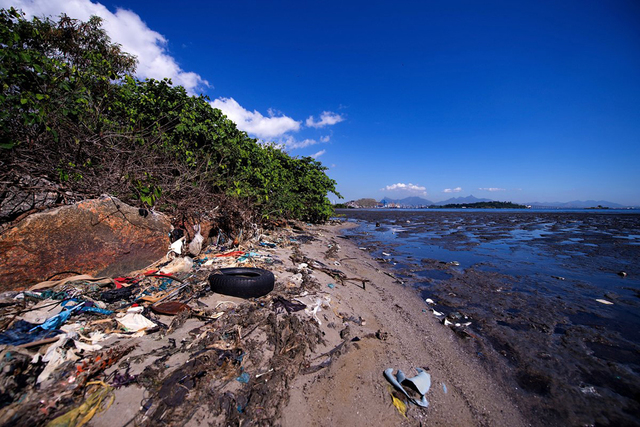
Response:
[384,367,432,408]
[0,220,345,426]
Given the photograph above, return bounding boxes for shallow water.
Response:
[338,209,640,426]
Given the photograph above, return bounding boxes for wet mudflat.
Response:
[338,209,640,427]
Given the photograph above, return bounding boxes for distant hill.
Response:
[435,195,492,205]
[380,196,434,206]
[528,200,625,208]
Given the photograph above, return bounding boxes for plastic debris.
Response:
[425,298,435,305]
[384,368,431,408]
[168,236,185,258]
[160,256,194,274]
[236,372,250,383]
[46,380,114,427]
[328,283,335,289]
[188,224,204,256]
[117,308,156,332]
[390,392,408,418]
[0,320,62,346]
[596,299,613,305]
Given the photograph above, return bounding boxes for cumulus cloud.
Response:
[382,183,427,195]
[5,0,209,93]
[443,187,462,193]
[320,135,331,143]
[311,149,326,159]
[479,187,506,192]
[276,136,320,150]
[211,98,301,139]
[306,111,344,128]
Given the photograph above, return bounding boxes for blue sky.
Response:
[6,0,640,205]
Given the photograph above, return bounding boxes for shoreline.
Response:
[279,221,527,426]
[0,220,528,426]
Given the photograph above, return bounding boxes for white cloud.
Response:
[211,98,301,139]
[443,187,462,193]
[276,136,320,150]
[311,149,326,159]
[479,187,506,192]
[306,111,344,128]
[320,135,331,143]
[382,183,427,195]
[5,0,209,94]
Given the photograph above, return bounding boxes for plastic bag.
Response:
[188,224,204,256]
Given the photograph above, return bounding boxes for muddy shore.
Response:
[335,209,640,427]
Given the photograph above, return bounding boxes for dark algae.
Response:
[339,209,640,427]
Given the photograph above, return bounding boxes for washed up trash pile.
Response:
[0,223,341,426]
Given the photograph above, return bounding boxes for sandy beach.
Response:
[279,222,527,426]
[1,221,529,426]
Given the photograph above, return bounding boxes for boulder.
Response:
[0,196,171,291]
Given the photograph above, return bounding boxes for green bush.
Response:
[0,8,341,227]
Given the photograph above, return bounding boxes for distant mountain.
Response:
[380,196,434,206]
[528,200,625,208]
[435,195,492,205]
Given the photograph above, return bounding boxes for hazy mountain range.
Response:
[379,195,631,208]
[380,195,492,206]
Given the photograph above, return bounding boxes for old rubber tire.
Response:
[208,268,275,298]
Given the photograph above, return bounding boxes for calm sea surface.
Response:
[337,209,640,426]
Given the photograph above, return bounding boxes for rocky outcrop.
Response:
[0,196,171,291]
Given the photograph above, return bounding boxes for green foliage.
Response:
[0,9,341,225]
[0,8,136,146]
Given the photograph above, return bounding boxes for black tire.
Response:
[208,267,275,298]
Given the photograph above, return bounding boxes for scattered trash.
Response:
[448,261,460,266]
[188,224,204,256]
[46,380,114,427]
[152,301,191,315]
[618,271,627,278]
[160,256,194,274]
[117,307,157,332]
[580,384,599,395]
[552,276,565,281]
[272,296,306,314]
[0,219,377,426]
[596,299,614,305]
[390,391,408,418]
[208,267,275,298]
[236,372,250,384]
[168,236,185,258]
[384,368,431,407]
[425,298,435,305]
[442,382,448,394]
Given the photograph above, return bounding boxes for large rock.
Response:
[0,196,171,291]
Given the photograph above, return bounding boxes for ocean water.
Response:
[337,209,640,426]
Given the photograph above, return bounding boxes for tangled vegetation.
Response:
[0,8,340,229]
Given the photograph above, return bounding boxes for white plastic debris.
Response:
[425,298,435,305]
[596,299,614,305]
[167,236,185,258]
[117,311,156,332]
[297,295,331,325]
[160,256,194,274]
[188,224,204,256]
[432,309,444,317]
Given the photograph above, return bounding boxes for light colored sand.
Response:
[280,222,528,427]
